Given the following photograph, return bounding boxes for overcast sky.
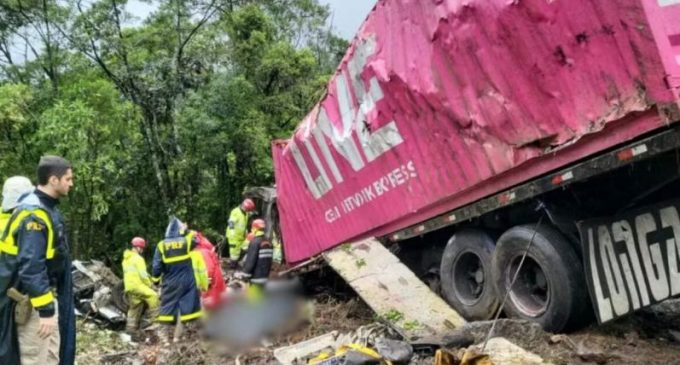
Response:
[126,0,376,40]
[319,0,376,39]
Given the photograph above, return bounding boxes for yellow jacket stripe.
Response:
[30,291,54,307]
[0,209,55,259]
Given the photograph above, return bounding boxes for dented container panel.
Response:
[273,0,680,263]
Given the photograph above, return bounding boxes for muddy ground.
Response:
[76,270,680,365]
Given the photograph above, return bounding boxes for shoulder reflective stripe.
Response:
[0,209,54,259]
[251,278,268,284]
[31,209,54,259]
[180,310,203,321]
[30,291,54,307]
[157,241,166,262]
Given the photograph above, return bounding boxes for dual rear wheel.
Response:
[439,225,588,332]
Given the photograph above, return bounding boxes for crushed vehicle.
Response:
[72,260,128,327]
[271,0,680,333]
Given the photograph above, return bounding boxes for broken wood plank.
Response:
[323,238,465,341]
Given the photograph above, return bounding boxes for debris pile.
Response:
[72,260,128,326]
[72,262,680,365]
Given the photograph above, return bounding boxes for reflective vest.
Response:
[122,249,153,293]
[156,231,195,264]
[0,208,55,259]
[0,207,57,308]
[226,207,249,251]
[190,250,209,292]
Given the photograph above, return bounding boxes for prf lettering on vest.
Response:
[164,241,184,250]
[585,204,680,322]
[289,35,405,199]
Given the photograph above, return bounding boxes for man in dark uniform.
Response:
[0,156,76,365]
[238,219,273,290]
[152,217,202,343]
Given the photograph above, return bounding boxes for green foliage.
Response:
[376,309,404,324]
[0,0,347,267]
[403,320,421,331]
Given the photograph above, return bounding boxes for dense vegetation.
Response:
[0,0,348,264]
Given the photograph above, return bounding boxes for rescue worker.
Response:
[0,156,77,365]
[151,217,204,343]
[226,198,256,267]
[238,219,273,289]
[193,231,225,309]
[122,237,159,333]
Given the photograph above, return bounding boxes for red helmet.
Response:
[131,237,146,248]
[252,219,266,231]
[242,198,255,212]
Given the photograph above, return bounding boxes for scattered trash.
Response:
[460,348,492,365]
[471,337,551,365]
[374,338,413,363]
[273,332,340,365]
[434,348,458,365]
[308,343,388,365]
[119,333,133,344]
[335,323,401,348]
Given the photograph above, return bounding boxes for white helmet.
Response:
[2,176,34,212]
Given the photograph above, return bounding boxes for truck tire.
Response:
[440,229,499,320]
[492,224,588,332]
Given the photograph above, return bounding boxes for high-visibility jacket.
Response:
[190,250,209,293]
[226,207,249,258]
[122,249,155,295]
[0,205,57,309]
[152,222,203,323]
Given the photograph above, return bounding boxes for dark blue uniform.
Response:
[0,190,75,365]
[152,218,202,323]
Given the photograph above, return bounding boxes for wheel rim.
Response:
[452,250,486,306]
[506,255,550,317]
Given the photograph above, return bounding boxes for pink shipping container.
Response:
[272,0,680,264]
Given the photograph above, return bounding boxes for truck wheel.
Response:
[440,229,499,320]
[492,224,587,332]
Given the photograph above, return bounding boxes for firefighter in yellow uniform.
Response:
[226,198,256,266]
[122,237,159,333]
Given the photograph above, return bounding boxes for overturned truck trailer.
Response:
[272,0,680,331]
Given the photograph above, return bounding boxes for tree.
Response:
[0,0,349,266]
